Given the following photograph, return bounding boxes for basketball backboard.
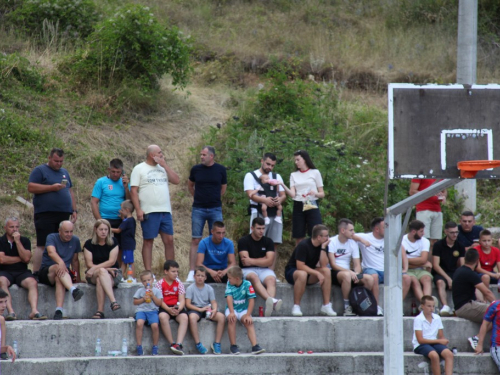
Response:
[388,83,500,179]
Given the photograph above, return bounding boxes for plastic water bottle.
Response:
[95,338,101,356]
[144,283,152,303]
[121,338,128,357]
[206,304,212,319]
[12,341,18,358]
[126,265,133,283]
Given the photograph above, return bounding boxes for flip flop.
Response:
[92,311,105,319]
[5,313,16,321]
[30,313,48,320]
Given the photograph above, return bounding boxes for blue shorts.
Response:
[363,268,385,284]
[191,207,223,238]
[140,212,174,239]
[414,343,449,358]
[135,311,159,326]
[477,272,499,284]
[122,250,134,264]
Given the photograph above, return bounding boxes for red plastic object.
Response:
[297,351,304,354]
[457,160,500,178]
[307,351,314,354]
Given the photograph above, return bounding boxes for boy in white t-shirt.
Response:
[0,289,16,361]
[413,295,454,375]
[403,220,435,305]
[327,219,374,316]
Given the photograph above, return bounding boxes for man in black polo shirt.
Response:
[0,218,46,320]
[237,217,282,317]
[285,224,335,317]
[452,248,495,350]
[432,221,465,316]
[186,146,227,282]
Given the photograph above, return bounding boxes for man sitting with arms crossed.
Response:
[38,221,84,320]
[431,221,465,316]
[237,217,282,317]
[0,217,46,320]
[327,218,374,316]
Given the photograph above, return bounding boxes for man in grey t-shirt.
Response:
[38,221,84,320]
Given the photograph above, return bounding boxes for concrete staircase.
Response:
[2,283,499,374]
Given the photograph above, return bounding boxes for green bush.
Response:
[67,4,192,91]
[4,0,99,40]
[0,52,45,91]
[202,67,410,239]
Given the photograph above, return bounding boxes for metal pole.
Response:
[383,179,460,374]
[456,0,478,212]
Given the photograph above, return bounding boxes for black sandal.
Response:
[110,302,121,312]
[92,311,105,319]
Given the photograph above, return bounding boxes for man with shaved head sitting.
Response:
[38,221,83,320]
[130,145,180,271]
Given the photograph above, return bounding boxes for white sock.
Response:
[273,298,278,303]
[294,304,301,309]
[322,303,331,307]
[274,216,282,223]
[70,286,76,293]
[344,299,350,308]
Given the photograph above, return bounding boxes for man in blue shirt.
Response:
[196,221,235,283]
[186,146,227,282]
[28,148,77,275]
[457,211,483,250]
[91,158,130,253]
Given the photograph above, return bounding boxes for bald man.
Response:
[38,221,83,320]
[130,145,180,271]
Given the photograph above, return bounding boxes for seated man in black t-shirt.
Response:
[237,217,282,317]
[432,221,465,316]
[457,211,483,250]
[452,248,495,350]
[284,224,336,317]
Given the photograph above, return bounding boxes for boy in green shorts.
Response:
[225,266,265,355]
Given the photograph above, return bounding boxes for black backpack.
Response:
[349,286,377,316]
[248,171,278,217]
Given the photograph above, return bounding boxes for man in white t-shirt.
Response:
[243,153,286,270]
[403,220,434,304]
[130,145,180,271]
[327,219,374,316]
[357,217,412,315]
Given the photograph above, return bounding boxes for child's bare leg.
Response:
[136,319,145,345]
[175,313,189,344]
[151,323,160,346]
[227,317,237,345]
[441,348,454,375]
[428,350,442,375]
[243,320,258,346]
[159,312,174,343]
[0,316,5,348]
[214,311,225,343]
[131,263,136,278]
[188,313,201,343]
[277,204,282,217]
[121,262,127,278]
[261,204,268,218]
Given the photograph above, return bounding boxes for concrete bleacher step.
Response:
[8,282,500,319]
[5,317,487,357]
[1,353,498,375]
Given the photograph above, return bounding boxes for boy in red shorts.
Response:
[155,260,188,355]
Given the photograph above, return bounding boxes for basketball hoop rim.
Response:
[457,160,500,178]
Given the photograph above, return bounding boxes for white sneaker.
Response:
[319,303,337,316]
[377,305,384,316]
[274,216,282,224]
[185,270,195,283]
[273,299,283,312]
[440,305,452,317]
[291,305,303,316]
[343,305,356,316]
[264,217,270,225]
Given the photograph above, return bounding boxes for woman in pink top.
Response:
[287,150,325,245]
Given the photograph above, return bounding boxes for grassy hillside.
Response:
[1,0,500,277]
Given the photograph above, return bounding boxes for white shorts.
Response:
[242,267,276,283]
[416,210,443,239]
[225,308,248,321]
[491,346,500,370]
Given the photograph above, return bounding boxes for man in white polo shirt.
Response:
[327,218,374,316]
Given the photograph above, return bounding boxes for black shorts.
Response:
[0,270,35,287]
[433,271,454,288]
[285,266,312,285]
[38,265,71,286]
[205,271,228,284]
[107,219,122,249]
[331,269,357,287]
[34,212,71,247]
[159,306,188,319]
[188,310,208,320]
[292,201,322,239]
